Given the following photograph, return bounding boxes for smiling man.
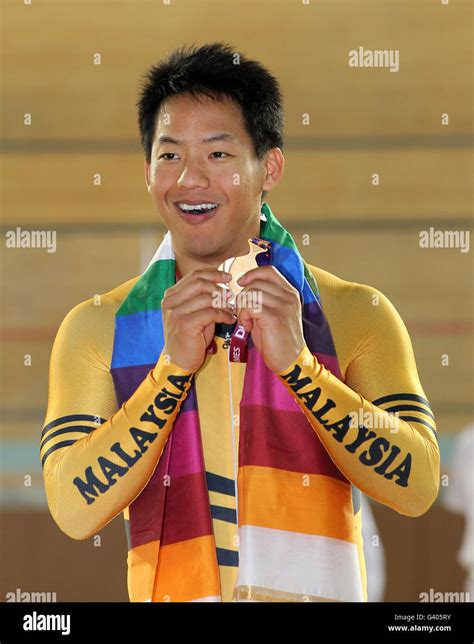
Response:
[42,43,440,603]
[147,93,276,271]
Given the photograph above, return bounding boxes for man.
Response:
[41,43,440,603]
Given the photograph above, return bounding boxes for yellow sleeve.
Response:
[278,289,440,518]
[41,299,193,540]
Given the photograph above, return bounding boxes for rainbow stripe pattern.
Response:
[110,202,365,602]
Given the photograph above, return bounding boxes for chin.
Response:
[185,241,224,259]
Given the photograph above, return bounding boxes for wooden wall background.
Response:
[1,0,472,602]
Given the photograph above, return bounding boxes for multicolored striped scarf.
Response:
[111,202,364,602]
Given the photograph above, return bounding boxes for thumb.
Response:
[203,322,216,346]
[238,307,254,333]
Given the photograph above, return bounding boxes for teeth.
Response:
[178,202,218,212]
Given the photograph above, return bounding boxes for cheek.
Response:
[150,171,175,200]
[216,159,255,188]
[222,170,256,198]
[235,162,263,192]
[210,165,237,190]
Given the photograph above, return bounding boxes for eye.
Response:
[210,151,229,159]
[158,153,179,160]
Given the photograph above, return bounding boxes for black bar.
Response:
[0,601,472,642]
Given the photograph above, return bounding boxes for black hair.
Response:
[136,42,284,166]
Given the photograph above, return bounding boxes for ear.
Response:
[261,148,285,194]
[144,158,151,193]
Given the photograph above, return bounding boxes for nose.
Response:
[177,156,210,189]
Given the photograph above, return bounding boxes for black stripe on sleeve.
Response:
[40,425,97,451]
[41,439,78,468]
[41,414,106,440]
[398,415,438,441]
[372,393,432,409]
[384,404,436,421]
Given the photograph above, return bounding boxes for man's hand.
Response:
[161,269,236,372]
[235,265,307,373]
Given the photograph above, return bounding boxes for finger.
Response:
[238,266,301,303]
[237,279,287,299]
[237,265,293,290]
[164,272,232,308]
[168,292,235,317]
[235,288,281,316]
[181,307,237,334]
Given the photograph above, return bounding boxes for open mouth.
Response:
[174,202,220,223]
[176,202,219,214]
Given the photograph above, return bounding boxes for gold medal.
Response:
[217,238,270,307]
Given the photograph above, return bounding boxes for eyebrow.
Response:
[155,132,238,145]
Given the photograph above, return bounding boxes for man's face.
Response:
[144,92,281,264]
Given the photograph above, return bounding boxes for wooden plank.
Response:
[1,148,472,224]
[1,0,472,140]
